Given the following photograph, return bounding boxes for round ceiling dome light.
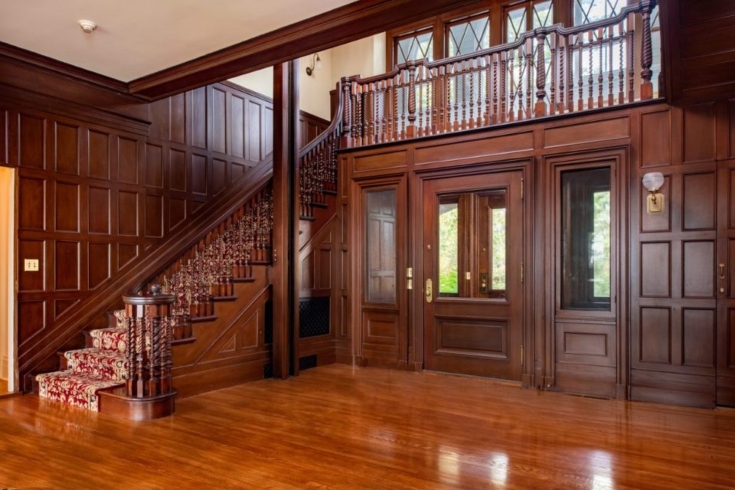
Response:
[78,19,97,34]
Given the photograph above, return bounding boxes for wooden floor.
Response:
[1,365,734,489]
[0,378,7,395]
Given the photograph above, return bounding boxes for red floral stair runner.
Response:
[36,312,128,412]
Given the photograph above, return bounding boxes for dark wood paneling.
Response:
[18,240,44,292]
[231,95,245,158]
[170,93,186,145]
[18,300,45,346]
[55,123,79,175]
[544,117,629,148]
[640,175,672,233]
[191,87,207,149]
[145,194,163,238]
[683,103,716,163]
[0,109,8,164]
[118,244,138,270]
[54,299,77,319]
[640,110,671,168]
[641,242,671,297]
[683,172,716,230]
[640,308,671,364]
[169,197,186,230]
[169,149,186,192]
[88,186,110,234]
[191,154,207,195]
[54,182,79,232]
[18,176,45,231]
[247,100,263,162]
[19,113,45,169]
[55,241,79,291]
[212,88,227,154]
[212,158,227,195]
[145,144,163,188]
[117,191,138,236]
[117,137,138,184]
[88,243,110,290]
[682,241,715,298]
[88,130,110,180]
[682,308,715,368]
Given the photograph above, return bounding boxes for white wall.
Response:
[228,33,387,122]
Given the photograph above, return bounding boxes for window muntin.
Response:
[395,27,434,65]
[446,12,491,57]
[573,0,622,25]
[505,0,554,43]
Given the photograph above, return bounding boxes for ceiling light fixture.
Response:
[305,53,322,77]
[78,19,97,34]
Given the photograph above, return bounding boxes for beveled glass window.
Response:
[573,0,622,25]
[491,207,507,291]
[395,27,434,65]
[365,189,397,303]
[560,167,611,310]
[446,12,490,57]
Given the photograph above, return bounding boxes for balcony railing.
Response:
[340,0,659,148]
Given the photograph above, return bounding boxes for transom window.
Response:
[446,12,491,57]
[395,27,434,64]
[505,0,554,43]
[573,0,622,25]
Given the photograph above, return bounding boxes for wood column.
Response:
[272,61,300,379]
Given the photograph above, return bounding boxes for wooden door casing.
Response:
[717,160,735,406]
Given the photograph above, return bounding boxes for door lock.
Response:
[425,278,433,303]
[480,272,489,294]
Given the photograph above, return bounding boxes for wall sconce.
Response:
[642,172,665,214]
[305,53,322,76]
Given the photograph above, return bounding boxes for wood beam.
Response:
[128,0,480,100]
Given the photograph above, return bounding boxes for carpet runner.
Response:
[36,311,128,412]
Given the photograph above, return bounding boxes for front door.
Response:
[422,171,524,379]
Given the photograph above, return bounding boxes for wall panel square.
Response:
[55,240,79,291]
[169,197,186,231]
[683,103,716,163]
[117,136,138,184]
[640,307,671,364]
[18,300,46,346]
[18,113,45,169]
[55,181,79,232]
[231,95,245,158]
[117,190,139,236]
[88,242,110,290]
[682,172,716,230]
[640,242,671,297]
[145,194,164,238]
[191,87,207,149]
[54,299,78,319]
[88,186,110,234]
[191,154,207,195]
[145,144,163,188]
[118,243,139,270]
[169,148,186,192]
[682,240,715,298]
[212,88,227,154]
[88,130,110,179]
[18,176,45,231]
[212,158,227,195]
[18,239,45,291]
[682,309,715,368]
[55,123,79,175]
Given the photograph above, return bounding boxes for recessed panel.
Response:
[192,87,207,149]
[169,197,187,231]
[192,154,208,195]
[564,332,607,357]
[18,176,45,231]
[640,242,670,297]
[171,93,186,145]
[247,100,263,162]
[682,309,715,368]
[55,182,79,232]
[118,191,138,236]
[117,137,138,184]
[88,243,110,290]
[682,241,715,298]
[118,244,139,270]
[231,95,245,158]
[683,103,716,163]
[55,241,79,291]
[640,307,671,364]
[145,144,163,188]
[18,240,45,291]
[301,252,315,290]
[264,107,273,156]
[18,300,46,346]
[212,158,227,195]
[641,175,671,233]
[88,130,110,179]
[640,110,671,167]
[55,123,79,175]
[169,148,186,192]
[683,172,716,230]
[19,114,45,169]
[148,98,169,140]
[318,249,332,289]
[364,313,398,344]
[88,186,110,234]
[238,311,260,349]
[55,299,78,319]
[213,88,227,154]
[438,319,507,357]
[145,194,163,238]
[232,162,246,181]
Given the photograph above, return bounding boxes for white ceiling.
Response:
[0,0,356,82]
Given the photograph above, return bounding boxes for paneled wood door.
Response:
[422,171,523,379]
[355,176,409,367]
[717,161,735,406]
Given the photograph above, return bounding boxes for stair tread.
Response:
[36,370,125,412]
[64,348,128,381]
[89,327,128,353]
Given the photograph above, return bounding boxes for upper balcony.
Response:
[333,0,660,149]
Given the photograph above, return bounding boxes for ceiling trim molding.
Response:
[129,0,481,100]
[0,41,132,95]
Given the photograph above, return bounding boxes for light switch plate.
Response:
[24,259,39,272]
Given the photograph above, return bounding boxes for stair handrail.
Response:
[339,0,658,147]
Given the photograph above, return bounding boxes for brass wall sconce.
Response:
[642,172,665,214]
[305,53,322,76]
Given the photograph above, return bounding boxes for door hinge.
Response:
[521,178,525,200]
[520,261,524,283]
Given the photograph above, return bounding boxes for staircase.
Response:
[36,311,128,412]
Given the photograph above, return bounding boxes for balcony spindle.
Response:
[640,1,654,100]
[407,61,417,138]
[535,32,547,117]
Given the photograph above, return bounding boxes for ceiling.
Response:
[0,0,356,82]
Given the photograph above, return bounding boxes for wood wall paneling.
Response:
[117,191,138,236]
[212,158,227,195]
[117,244,138,270]
[682,308,715,368]
[640,110,672,168]
[18,176,45,231]
[683,103,716,163]
[18,240,44,292]
[169,197,187,230]
[145,144,163,188]
[682,241,715,298]
[88,242,110,289]
[169,149,187,192]
[88,130,110,180]
[683,173,716,230]
[54,241,79,291]
[19,113,45,169]
[54,182,79,233]
[55,123,79,175]
[543,117,629,148]
[639,307,671,364]
[191,154,208,195]
[640,175,671,233]
[87,186,110,234]
[18,300,45,346]
[212,88,227,154]
[0,109,8,164]
[170,93,186,145]
[191,87,207,150]
[145,194,163,238]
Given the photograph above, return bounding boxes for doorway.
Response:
[422,170,524,380]
[0,166,15,394]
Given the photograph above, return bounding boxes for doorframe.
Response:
[412,159,535,385]
[1,166,17,393]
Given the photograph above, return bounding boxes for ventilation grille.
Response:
[299,297,330,338]
[299,355,318,371]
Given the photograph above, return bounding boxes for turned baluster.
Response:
[567,36,575,113]
[551,34,558,115]
[460,61,468,129]
[525,38,532,119]
[485,54,492,125]
[407,61,417,139]
[587,31,594,109]
[627,13,635,102]
[640,0,655,100]
[341,79,352,147]
[417,69,424,137]
[607,26,615,106]
[453,63,460,131]
[618,23,625,104]
[535,32,548,117]
[578,36,584,111]
[445,65,452,132]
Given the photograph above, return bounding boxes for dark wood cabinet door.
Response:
[422,171,523,380]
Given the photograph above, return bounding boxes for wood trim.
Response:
[128,0,481,100]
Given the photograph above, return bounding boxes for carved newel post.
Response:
[123,284,176,399]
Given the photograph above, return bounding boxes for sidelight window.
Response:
[438,200,460,295]
[365,189,397,303]
[560,167,611,310]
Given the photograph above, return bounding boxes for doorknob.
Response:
[719,263,726,279]
[425,278,433,303]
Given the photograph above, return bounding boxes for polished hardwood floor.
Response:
[1,364,734,489]
[0,378,7,395]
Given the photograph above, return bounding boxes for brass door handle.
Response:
[719,263,726,280]
[425,278,433,303]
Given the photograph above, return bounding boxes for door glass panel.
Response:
[365,189,397,303]
[492,207,507,291]
[561,167,611,310]
[439,200,459,295]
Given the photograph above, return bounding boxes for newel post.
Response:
[123,285,175,399]
[535,31,548,117]
[341,77,353,148]
[640,0,657,100]
[406,60,417,138]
